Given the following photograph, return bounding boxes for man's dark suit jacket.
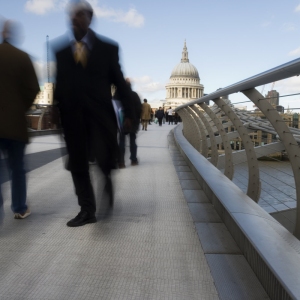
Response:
[131,90,142,133]
[0,41,39,143]
[54,30,133,173]
[156,110,164,119]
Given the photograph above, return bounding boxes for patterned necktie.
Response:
[74,41,87,67]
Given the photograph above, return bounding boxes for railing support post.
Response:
[242,88,300,238]
[213,97,261,202]
[191,104,219,166]
[178,109,199,151]
[186,106,208,156]
[199,102,234,180]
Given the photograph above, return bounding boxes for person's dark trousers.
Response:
[119,132,125,165]
[168,116,173,124]
[119,132,137,163]
[63,111,116,215]
[158,118,163,126]
[129,132,137,162]
[0,138,27,214]
[71,171,96,214]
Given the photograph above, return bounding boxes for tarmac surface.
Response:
[0,124,221,300]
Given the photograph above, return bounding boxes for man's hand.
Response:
[123,118,133,133]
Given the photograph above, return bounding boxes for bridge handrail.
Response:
[175,57,300,110]
[174,124,300,300]
[174,55,300,239]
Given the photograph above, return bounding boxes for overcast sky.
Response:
[2,0,300,110]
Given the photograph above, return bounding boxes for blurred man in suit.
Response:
[0,20,40,220]
[54,1,133,227]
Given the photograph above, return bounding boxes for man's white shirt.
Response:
[167,108,173,116]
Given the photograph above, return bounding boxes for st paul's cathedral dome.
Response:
[165,41,204,109]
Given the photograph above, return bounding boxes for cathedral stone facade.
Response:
[165,42,203,109]
[33,83,54,106]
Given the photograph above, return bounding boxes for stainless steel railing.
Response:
[175,57,300,238]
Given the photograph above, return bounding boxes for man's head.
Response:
[2,20,24,46]
[144,99,147,103]
[67,1,93,40]
[125,77,132,89]
[169,107,171,109]
[2,20,11,41]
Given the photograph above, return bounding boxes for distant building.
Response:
[27,83,58,130]
[293,113,299,128]
[276,105,284,113]
[265,90,279,106]
[165,41,204,109]
[33,83,54,106]
[235,106,247,111]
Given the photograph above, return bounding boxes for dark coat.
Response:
[130,90,141,133]
[54,30,133,172]
[156,109,164,119]
[113,87,141,133]
[54,31,133,119]
[0,42,39,142]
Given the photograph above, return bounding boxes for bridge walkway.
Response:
[0,125,268,299]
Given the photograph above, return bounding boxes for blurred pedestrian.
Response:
[165,110,168,123]
[0,20,40,220]
[167,107,173,125]
[141,99,151,131]
[156,107,164,126]
[154,109,158,124]
[149,107,153,125]
[53,1,133,227]
[117,78,141,168]
[174,112,179,124]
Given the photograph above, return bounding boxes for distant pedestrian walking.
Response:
[156,107,164,126]
[167,107,173,124]
[141,99,151,131]
[174,112,179,124]
[0,20,40,220]
[149,108,153,125]
[118,79,141,168]
[165,110,168,123]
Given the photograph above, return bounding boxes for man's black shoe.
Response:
[67,211,96,227]
[104,175,114,207]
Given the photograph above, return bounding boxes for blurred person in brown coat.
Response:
[0,20,40,220]
[141,99,151,131]
[53,1,134,227]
